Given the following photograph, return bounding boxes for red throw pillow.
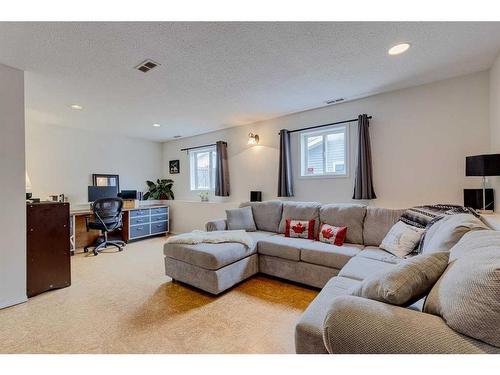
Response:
[285,219,315,239]
[318,223,347,246]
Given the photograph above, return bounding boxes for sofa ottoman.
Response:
[295,276,361,353]
[164,241,258,295]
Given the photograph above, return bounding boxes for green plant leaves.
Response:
[144,178,175,200]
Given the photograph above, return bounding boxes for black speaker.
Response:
[118,190,137,199]
[250,191,262,202]
[464,188,494,210]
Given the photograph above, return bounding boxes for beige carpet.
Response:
[0,237,318,354]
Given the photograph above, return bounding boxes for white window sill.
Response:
[298,174,350,180]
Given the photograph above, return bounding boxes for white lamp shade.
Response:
[26,171,32,191]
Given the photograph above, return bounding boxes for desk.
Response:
[70,203,169,254]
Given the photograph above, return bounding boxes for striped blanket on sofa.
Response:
[399,204,480,253]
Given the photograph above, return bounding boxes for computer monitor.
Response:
[88,186,118,202]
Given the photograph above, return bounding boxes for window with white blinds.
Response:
[300,125,348,177]
[189,146,217,190]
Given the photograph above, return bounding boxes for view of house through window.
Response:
[189,146,217,190]
[300,125,348,177]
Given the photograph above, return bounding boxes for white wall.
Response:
[0,63,26,309]
[490,52,500,210]
[163,71,490,213]
[26,123,164,204]
[166,200,238,234]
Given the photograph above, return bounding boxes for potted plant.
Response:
[143,179,175,200]
[199,191,209,202]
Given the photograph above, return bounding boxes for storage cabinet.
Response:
[128,206,169,240]
[27,202,71,297]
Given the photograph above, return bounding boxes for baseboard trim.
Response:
[0,295,27,310]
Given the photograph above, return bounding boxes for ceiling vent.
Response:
[325,98,345,105]
[135,59,161,73]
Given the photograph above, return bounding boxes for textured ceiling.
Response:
[1,22,500,141]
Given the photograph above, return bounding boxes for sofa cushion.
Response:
[163,242,256,270]
[357,246,403,264]
[352,252,449,306]
[226,206,257,231]
[295,276,361,354]
[257,235,313,261]
[300,241,364,269]
[239,200,283,233]
[363,207,406,246]
[338,256,396,281]
[422,213,488,254]
[319,204,366,245]
[449,229,500,261]
[424,231,500,347]
[278,201,321,235]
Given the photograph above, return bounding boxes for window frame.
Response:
[299,124,349,179]
[189,146,217,191]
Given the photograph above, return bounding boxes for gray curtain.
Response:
[278,129,294,197]
[215,141,230,196]
[353,114,376,199]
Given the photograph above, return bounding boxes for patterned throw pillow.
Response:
[285,219,315,239]
[380,221,425,258]
[318,223,347,246]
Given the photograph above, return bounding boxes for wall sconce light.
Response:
[248,133,259,145]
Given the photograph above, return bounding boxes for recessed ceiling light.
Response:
[70,104,83,110]
[152,123,161,127]
[388,43,411,56]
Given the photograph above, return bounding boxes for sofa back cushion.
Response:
[278,201,321,235]
[421,213,488,254]
[352,251,449,306]
[239,200,283,233]
[320,204,366,245]
[423,230,500,347]
[226,206,257,231]
[363,207,406,246]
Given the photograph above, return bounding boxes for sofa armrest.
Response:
[205,219,227,231]
[323,295,498,354]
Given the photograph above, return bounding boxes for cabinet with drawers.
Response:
[127,205,169,241]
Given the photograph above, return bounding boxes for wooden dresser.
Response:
[27,202,71,297]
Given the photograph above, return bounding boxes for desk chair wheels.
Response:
[84,232,126,256]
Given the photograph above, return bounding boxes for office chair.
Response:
[84,197,126,256]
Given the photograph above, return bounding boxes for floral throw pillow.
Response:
[285,219,315,239]
[318,223,347,246]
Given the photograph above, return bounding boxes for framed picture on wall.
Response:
[169,160,180,174]
[92,174,120,191]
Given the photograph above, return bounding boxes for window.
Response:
[189,146,217,190]
[300,125,348,177]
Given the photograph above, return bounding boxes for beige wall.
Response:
[490,52,500,210]
[0,63,26,309]
[163,71,490,214]
[26,123,164,204]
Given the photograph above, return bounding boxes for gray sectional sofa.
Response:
[163,200,500,354]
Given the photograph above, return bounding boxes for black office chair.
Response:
[84,197,126,256]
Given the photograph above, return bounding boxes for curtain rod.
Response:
[180,141,227,152]
[283,116,372,135]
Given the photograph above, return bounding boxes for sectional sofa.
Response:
[163,200,500,354]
